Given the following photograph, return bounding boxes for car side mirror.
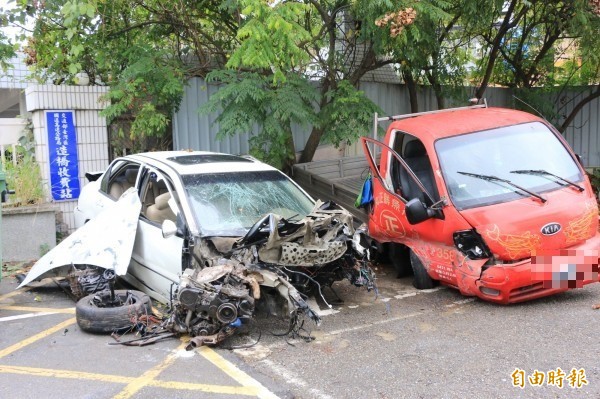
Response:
[405,198,435,225]
[162,219,177,238]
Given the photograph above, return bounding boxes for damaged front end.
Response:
[19,188,373,347]
[168,201,375,347]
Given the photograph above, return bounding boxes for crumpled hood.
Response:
[459,190,598,260]
[208,200,355,266]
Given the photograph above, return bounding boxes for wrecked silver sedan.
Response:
[20,151,373,345]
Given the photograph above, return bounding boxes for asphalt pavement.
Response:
[0,263,598,399]
[231,263,600,399]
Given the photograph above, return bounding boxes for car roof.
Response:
[126,151,279,175]
[388,107,543,141]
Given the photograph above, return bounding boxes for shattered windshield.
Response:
[435,122,583,210]
[182,170,314,236]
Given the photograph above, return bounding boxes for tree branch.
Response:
[559,86,600,133]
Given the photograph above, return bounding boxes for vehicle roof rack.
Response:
[376,98,488,123]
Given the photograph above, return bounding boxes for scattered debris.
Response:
[17,158,376,347]
[101,203,375,347]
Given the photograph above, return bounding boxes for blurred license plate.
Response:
[532,249,599,288]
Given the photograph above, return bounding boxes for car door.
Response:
[361,135,468,285]
[126,166,185,303]
[362,135,445,241]
[86,159,141,220]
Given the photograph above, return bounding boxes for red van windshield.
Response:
[435,122,583,210]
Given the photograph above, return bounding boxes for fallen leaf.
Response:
[592,304,600,310]
[34,295,42,302]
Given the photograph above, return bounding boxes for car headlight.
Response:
[453,229,492,260]
[352,225,370,259]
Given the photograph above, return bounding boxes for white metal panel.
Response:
[174,79,599,167]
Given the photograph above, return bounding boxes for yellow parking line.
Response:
[0,364,259,395]
[0,308,278,398]
[112,341,272,398]
[0,318,76,359]
[0,287,30,302]
[0,305,75,314]
[0,364,131,384]
[200,346,280,399]
[147,379,259,395]
[112,341,187,399]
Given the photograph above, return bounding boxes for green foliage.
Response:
[354,0,469,109]
[2,0,235,145]
[468,0,600,89]
[0,31,16,70]
[39,243,50,257]
[99,45,184,138]
[320,81,383,146]
[2,119,46,207]
[4,0,599,165]
[201,70,318,170]
[0,0,18,70]
[229,0,311,83]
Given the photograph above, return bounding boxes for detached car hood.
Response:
[18,189,141,288]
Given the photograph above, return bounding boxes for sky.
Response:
[1,0,28,43]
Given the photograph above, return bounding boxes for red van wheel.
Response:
[389,244,412,277]
[409,250,436,289]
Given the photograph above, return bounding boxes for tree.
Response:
[275,0,450,163]
[0,30,16,71]
[1,0,238,139]
[462,0,600,135]
[2,0,598,167]
[204,0,392,168]
[368,0,471,111]
[0,3,18,70]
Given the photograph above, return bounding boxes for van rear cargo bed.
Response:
[292,156,370,223]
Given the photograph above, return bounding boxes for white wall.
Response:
[0,118,26,145]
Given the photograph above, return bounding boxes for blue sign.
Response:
[46,111,80,201]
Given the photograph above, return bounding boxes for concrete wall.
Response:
[2,204,57,262]
[25,84,110,232]
[0,118,26,145]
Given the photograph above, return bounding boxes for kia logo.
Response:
[541,222,561,236]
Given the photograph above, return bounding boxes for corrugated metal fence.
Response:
[173,78,600,167]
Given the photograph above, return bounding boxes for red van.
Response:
[361,104,599,304]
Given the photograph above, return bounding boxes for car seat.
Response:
[399,140,439,205]
[146,192,176,224]
[108,168,138,199]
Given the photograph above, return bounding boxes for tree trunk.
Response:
[435,91,445,110]
[298,125,324,164]
[475,0,523,100]
[402,69,419,113]
[281,127,297,174]
[298,75,333,164]
[426,72,445,110]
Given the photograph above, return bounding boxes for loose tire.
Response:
[409,250,436,289]
[76,290,152,334]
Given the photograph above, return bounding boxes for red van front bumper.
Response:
[457,234,600,304]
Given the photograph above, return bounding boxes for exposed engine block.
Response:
[169,268,255,338]
[178,285,254,325]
